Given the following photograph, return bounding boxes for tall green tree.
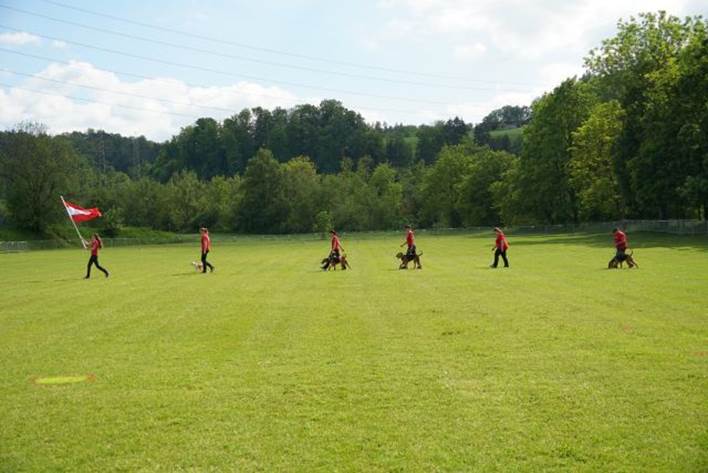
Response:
[457,148,517,226]
[585,11,707,217]
[222,110,256,174]
[419,144,474,227]
[514,79,597,223]
[238,149,287,233]
[570,101,626,220]
[0,123,82,232]
[281,156,321,233]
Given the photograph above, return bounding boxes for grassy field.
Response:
[1,231,706,472]
[488,127,524,140]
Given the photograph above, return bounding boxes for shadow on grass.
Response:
[508,232,708,251]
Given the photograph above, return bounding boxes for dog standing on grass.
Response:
[608,227,638,269]
[399,224,422,269]
[322,230,349,270]
[396,250,422,269]
[608,249,639,269]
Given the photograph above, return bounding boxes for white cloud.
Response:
[51,40,67,49]
[453,42,487,60]
[443,90,540,124]
[0,32,41,46]
[377,0,695,59]
[0,61,312,141]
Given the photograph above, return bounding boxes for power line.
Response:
[0,3,538,92]
[0,81,199,119]
[0,47,305,104]
[0,65,421,115]
[0,49,424,114]
[0,68,254,114]
[0,82,447,131]
[0,24,457,106]
[36,0,535,85]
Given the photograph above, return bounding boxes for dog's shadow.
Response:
[171,272,201,277]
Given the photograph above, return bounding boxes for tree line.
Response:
[0,11,705,237]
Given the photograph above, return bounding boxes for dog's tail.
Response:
[417,252,423,257]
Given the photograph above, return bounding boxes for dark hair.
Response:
[404,224,411,229]
[93,233,103,249]
[612,227,618,232]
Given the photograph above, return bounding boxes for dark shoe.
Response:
[84,276,90,279]
[105,272,110,278]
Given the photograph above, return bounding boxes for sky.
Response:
[0,0,705,141]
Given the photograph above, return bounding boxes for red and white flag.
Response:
[63,200,102,223]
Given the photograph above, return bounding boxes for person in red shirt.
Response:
[84,233,109,278]
[200,227,214,273]
[612,227,628,262]
[400,225,417,260]
[322,229,344,270]
[490,227,510,268]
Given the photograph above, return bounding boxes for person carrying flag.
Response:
[490,227,510,268]
[200,227,215,273]
[84,233,109,279]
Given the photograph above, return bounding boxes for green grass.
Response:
[489,126,524,139]
[1,232,706,472]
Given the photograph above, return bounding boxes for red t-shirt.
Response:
[91,239,101,256]
[201,233,211,253]
[495,232,509,251]
[331,234,342,251]
[614,230,627,250]
[406,230,415,248]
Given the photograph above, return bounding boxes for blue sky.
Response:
[0,0,704,140]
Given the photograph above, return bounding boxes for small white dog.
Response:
[191,261,204,272]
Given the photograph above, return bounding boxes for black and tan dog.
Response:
[608,250,639,269]
[396,251,423,269]
[321,254,351,270]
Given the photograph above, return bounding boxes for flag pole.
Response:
[60,195,87,249]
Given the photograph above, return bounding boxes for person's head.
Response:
[329,229,337,236]
[92,233,100,240]
[612,227,618,233]
[201,227,208,234]
[404,224,411,230]
[493,227,502,234]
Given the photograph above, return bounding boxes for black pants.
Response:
[492,249,509,268]
[406,245,416,258]
[86,255,109,278]
[201,251,214,273]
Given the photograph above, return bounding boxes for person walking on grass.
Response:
[84,233,109,279]
[322,229,344,270]
[490,227,510,268]
[200,227,214,273]
[400,224,417,260]
[612,227,628,263]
